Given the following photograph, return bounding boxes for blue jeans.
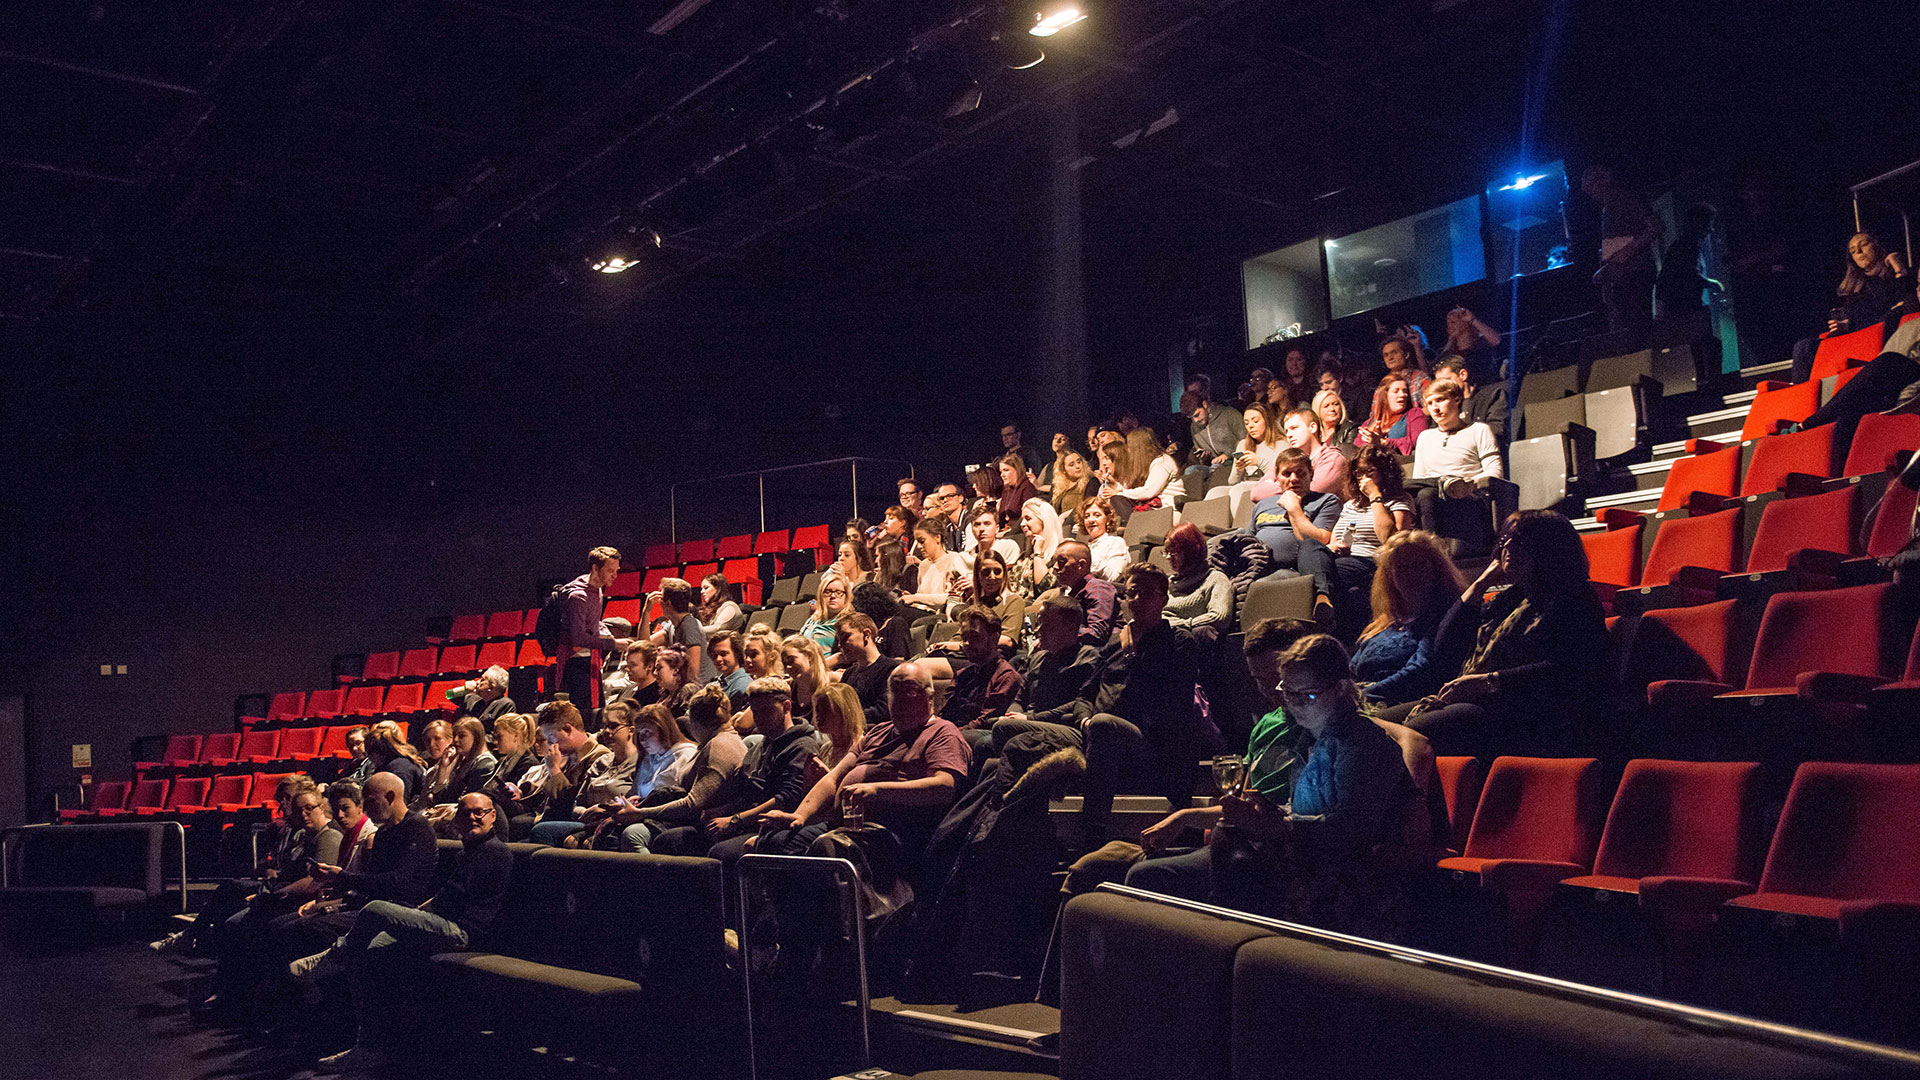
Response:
[339,900,470,1046]
[528,819,587,847]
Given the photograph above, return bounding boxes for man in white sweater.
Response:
[1411,380,1505,541]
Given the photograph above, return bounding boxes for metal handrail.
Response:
[1092,882,1920,1072]
[736,853,872,1080]
[668,456,914,544]
[1,820,190,913]
[1851,156,1920,265]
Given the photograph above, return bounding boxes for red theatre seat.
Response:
[722,559,757,584]
[137,734,202,773]
[791,524,830,553]
[1583,515,1643,589]
[682,562,720,585]
[640,567,672,594]
[1743,485,1856,575]
[1866,481,1918,559]
[382,683,426,715]
[603,598,642,627]
[252,773,295,817]
[475,640,516,670]
[679,538,716,563]
[483,610,525,639]
[753,530,790,555]
[266,692,307,724]
[437,644,478,673]
[307,688,348,719]
[514,639,550,668]
[424,680,465,711]
[278,726,326,761]
[1657,442,1741,511]
[717,534,753,559]
[399,648,438,678]
[1639,506,1741,587]
[237,729,281,764]
[1741,380,1821,442]
[1843,412,1920,478]
[150,777,211,815]
[203,773,254,814]
[345,685,387,716]
[1437,756,1607,895]
[358,651,401,683]
[1433,756,1485,857]
[1725,762,1920,928]
[318,726,355,759]
[1810,323,1884,382]
[1739,424,1837,496]
[62,780,130,821]
[1721,583,1905,702]
[447,614,487,643]
[1638,599,1752,704]
[642,543,678,569]
[608,571,641,599]
[1560,760,1765,919]
[200,732,243,767]
[106,779,169,817]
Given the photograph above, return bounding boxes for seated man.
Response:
[1262,407,1346,496]
[525,702,619,844]
[1251,447,1343,619]
[964,504,1024,563]
[1183,390,1247,491]
[941,606,1026,754]
[652,676,820,862]
[1410,380,1506,555]
[443,665,515,726]
[758,661,968,862]
[650,577,716,684]
[833,613,900,724]
[990,594,1103,757]
[708,631,751,708]
[304,793,513,1072]
[1044,540,1118,648]
[1432,355,1508,447]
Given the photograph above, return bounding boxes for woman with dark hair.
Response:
[1230,402,1284,485]
[698,572,745,635]
[1112,427,1185,511]
[997,453,1040,530]
[967,465,1004,526]
[833,539,875,585]
[1375,510,1608,758]
[1790,231,1914,381]
[1051,450,1094,521]
[941,549,1026,650]
[1325,444,1415,637]
[879,504,919,547]
[871,538,909,593]
[423,716,499,808]
[1162,522,1233,639]
[851,580,915,658]
[1350,531,1466,706]
[1356,374,1429,455]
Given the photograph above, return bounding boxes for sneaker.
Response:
[149,930,192,955]
[288,948,333,980]
[315,1045,384,1073]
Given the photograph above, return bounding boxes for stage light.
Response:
[1029,5,1086,36]
[1498,172,1551,192]
[591,257,638,274]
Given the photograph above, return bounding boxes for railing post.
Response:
[759,472,766,534]
[851,458,860,521]
[670,487,678,547]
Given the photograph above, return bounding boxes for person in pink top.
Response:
[1356,374,1430,456]
[1253,407,1348,500]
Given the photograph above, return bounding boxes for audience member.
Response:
[1162,523,1233,640]
[653,647,691,717]
[1276,405,1348,495]
[850,579,914,658]
[943,549,1025,650]
[328,780,379,870]
[652,676,822,861]
[1431,355,1508,445]
[1046,540,1118,647]
[880,503,920,549]
[902,523,972,613]
[421,717,498,812]
[363,721,428,803]
[483,715,538,816]
[493,719,553,833]
[813,681,869,768]
[834,613,900,721]
[1250,448,1342,619]
[1324,445,1415,638]
[698,572,746,635]
[1789,289,1920,440]
[1111,427,1185,512]
[1015,497,1063,596]
[155,777,340,957]
[608,640,661,709]
[342,726,372,785]
[708,631,751,707]
[965,503,1024,563]
[1582,165,1660,333]
[1076,496,1130,582]
[989,596,1102,755]
[1184,390,1247,491]
[1379,335,1431,403]
[615,685,747,853]
[1439,305,1502,383]
[780,635,831,726]
[921,483,968,553]
[999,421,1048,478]
[1790,231,1913,381]
[1351,531,1465,706]
[1050,450,1093,521]
[523,702,620,844]
[1279,345,1315,409]
[1356,373,1430,455]
[940,606,1026,751]
[997,453,1041,530]
[570,705,695,850]
[1409,380,1505,546]
[442,665,515,726]
[895,476,925,516]
[1376,510,1608,758]
[553,546,627,708]
[651,577,717,685]
[834,539,876,585]
[1229,402,1283,486]
[1656,203,1716,319]
[1312,388,1359,449]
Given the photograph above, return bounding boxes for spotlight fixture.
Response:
[1029,4,1086,36]
[591,257,638,274]
[1498,172,1551,192]
[587,227,662,275]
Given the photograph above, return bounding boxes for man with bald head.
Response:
[306,793,513,1071]
[1047,540,1117,647]
[759,660,969,862]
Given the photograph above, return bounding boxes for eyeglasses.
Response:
[454,805,495,818]
[296,801,326,814]
[1275,682,1335,706]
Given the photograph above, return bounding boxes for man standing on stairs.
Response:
[551,546,628,710]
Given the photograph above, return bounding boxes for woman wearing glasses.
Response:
[798,571,853,651]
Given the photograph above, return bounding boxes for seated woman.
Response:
[1374,510,1609,759]
[614,685,747,853]
[697,572,746,635]
[574,704,697,849]
[1439,305,1502,383]
[154,777,339,956]
[1324,445,1415,638]
[1162,523,1233,640]
[798,570,853,651]
[933,549,1026,653]
[528,702,639,846]
[1356,373,1429,456]
[812,681,868,770]
[1051,450,1094,521]
[1791,231,1912,382]
[1014,496,1063,597]
[998,453,1040,531]
[1228,402,1283,486]
[1077,495,1131,582]
[901,523,972,614]
[1129,633,1424,936]
[966,464,1004,530]
[421,717,499,827]
[1313,387,1359,450]
[1351,531,1465,706]
[1110,427,1186,513]
[363,720,428,804]
[878,504,918,549]
[833,539,875,586]
[780,635,830,728]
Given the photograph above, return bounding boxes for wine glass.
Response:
[1211,755,1247,798]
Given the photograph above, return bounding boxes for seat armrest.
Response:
[1797,670,1889,704]
[1755,380,1792,393]
[1669,564,1727,593]
[1780,472,1832,499]
[1684,437,1727,456]
[1477,859,1586,893]
[1784,548,1846,579]
[1686,491,1735,516]
[1638,876,1756,915]
[1648,679,1735,708]
[1837,900,1920,941]
[245,755,281,764]
[1597,506,1644,530]
[216,803,252,813]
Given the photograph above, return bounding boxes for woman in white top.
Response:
[1077,495,1131,582]
[1112,427,1186,509]
[901,522,973,612]
[1229,402,1283,484]
[1325,444,1415,637]
[1015,496,1063,596]
[697,573,745,635]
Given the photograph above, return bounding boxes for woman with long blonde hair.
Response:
[1350,529,1466,706]
[811,682,867,769]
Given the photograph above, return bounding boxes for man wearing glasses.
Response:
[306,793,514,1072]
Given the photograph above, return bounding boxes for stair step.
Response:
[1740,360,1793,379]
[1584,487,1661,512]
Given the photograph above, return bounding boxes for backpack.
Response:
[533,582,570,656]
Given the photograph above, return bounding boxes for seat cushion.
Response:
[1558,874,1641,895]
[430,951,645,1001]
[0,885,152,910]
[1724,892,1843,920]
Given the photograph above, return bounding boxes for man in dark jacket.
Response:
[943,606,1025,752]
[989,595,1102,757]
[656,675,821,861]
[309,792,514,1071]
[554,545,628,708]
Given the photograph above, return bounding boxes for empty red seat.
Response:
[722,559,757,584]
[642,542,678,568]
[475,640,516,670]
[682,562,720,584]
[1582,515,1643,588]
[318,726,355,759]
[203,774,254,814]
[447,614,487,643]
[151,777,212,815]
[1433,756,1485,856]
[514,639,550,668]
[307,688,348,719]
[1843,412,1920,477]
[1640,506,1740,587]
[1866,481,1918,559]
[423,680,466,711]
[61,780,131,822]
[792,524,830,552]
[252,773,295,817]
[358,651,401,683]
[1739,424,1837,496]
[1743,485,1857,574]
[345,685,386,716]
[603,598,641,626]
[105,778,169,817]
[1657,441,1741,511]
[1741,379,1821,441]
[1810,323,1884,382]
[437,644,478,673]
[1725,762,1920,927]
[266,692,307,723]
[398,648,437,678]
[1721,583,1905,701]
[1560,760,1764,917]
[199,732,243,767]
[136,734,202,773]
[279,726,327,761]
[483,610,525,639]
[754,530,790,554]
[1438,757,1607,894]
[608,571,641,599]
[383,683,426,714]
[640,567,673,593]
[1638,599,1752,705]
[679,538,716,563]
[238,729,281,764]
[717,534,753,559]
